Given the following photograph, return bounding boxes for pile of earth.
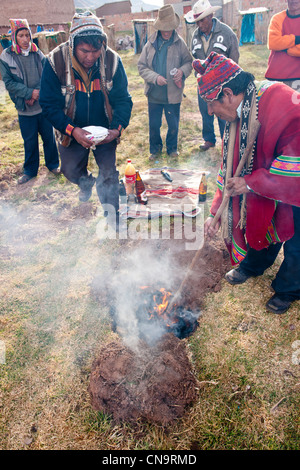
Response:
[89,333,197,425]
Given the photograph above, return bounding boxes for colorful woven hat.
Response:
[9,18,38,54]
[193,52,243,101]
[70,11,107,49]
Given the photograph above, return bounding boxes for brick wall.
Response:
[0,0,75,31]
[102,10,158,32]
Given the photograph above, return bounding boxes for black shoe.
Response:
[50,167,61,176]
[225,267,253,285]
[266,294,294,315]
[17,174,34,185]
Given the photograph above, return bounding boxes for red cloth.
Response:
[211,82,300,265]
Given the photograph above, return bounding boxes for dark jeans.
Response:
[240,206,300,299]
[198,92,225,144]
[148,102,181,155]
[58,139,119,213]
[18,112,59,177]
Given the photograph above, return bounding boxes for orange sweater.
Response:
[265,10,300,80]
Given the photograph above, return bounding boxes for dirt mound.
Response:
[89,333,197,425]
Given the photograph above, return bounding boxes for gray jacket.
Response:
[0,47,45,112]
[191,18,239,63]
[138,31,193,104]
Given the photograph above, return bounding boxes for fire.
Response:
[153,288,171,316]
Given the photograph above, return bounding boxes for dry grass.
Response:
[0,44,299,450]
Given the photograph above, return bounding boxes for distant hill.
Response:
[74,0,162,12]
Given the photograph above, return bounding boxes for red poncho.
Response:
[211,81,300,265]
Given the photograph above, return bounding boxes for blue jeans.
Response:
[240,206,300,299]
[148,102,181,155]
[198,92,225,144]
[18,112,59,177]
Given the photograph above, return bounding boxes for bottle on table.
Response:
[198,172,207,203]
[135,171,148,205]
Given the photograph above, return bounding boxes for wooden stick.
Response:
[166,119,261,314]
[210,119,261,230]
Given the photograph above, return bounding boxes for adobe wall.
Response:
[0,0,75,27]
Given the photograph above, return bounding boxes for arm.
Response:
[228,32,240,64]
[178,40,193,79]
[137,43,160,85]
[106,56,133,136]
[39,59,75,135]
[268,11,300,52]
[0,56,33,100]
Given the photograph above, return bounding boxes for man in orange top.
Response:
[265,0,300,87]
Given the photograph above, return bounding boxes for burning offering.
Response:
[137,286,201,341]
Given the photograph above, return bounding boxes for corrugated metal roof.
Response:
[239,7,269,15]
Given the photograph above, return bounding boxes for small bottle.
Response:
[124,159,136,203]
[161,169,173,182]
[198,172,207,203]
[170,67,182,88]
[119,178,127,206]
[135,171,148,205]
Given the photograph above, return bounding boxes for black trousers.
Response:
[58,139,119,213]
[240,206,300,299]
[18,112,59,177]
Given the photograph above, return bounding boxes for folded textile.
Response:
[120,167,209,219]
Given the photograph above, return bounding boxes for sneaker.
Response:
[266,294,294,315]
[225,267,253,285]
[168,151,179,157]
[17,174,34,185]
[199,141,215,151]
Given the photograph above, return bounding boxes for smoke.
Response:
[103,243,179,352]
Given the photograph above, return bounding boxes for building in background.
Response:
[0,0,75,35]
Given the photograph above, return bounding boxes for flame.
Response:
[153,288,171,315]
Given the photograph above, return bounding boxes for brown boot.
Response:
[199,141,215,151]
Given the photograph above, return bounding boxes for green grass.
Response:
[0,43,299,450]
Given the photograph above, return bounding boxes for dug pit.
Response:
[89,235,231,425]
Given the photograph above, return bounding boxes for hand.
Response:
[173,68,183,84]
[204,216,220,239]
[72,127,93,148]
[99,129,120,144]
[226,177,249,197]
[31,89,40,101]
[156,75,168,86]
[25,98,35,106]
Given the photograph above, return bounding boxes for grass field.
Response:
[0,44,299,450]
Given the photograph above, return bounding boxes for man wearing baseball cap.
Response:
[185,1,239,151]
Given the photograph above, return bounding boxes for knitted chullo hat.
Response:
[193,52,242,101]
[69,11,107,51]
[9,18,38,54]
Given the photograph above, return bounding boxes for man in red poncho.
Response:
[193,52,300,315]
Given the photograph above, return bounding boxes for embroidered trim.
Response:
[231,238,247,264]
[66,124,74,136]
[270,155,300,177]
[266,218,281,244]
[216,167,223,190]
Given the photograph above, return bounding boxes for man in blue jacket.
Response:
[40,12,133,228]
